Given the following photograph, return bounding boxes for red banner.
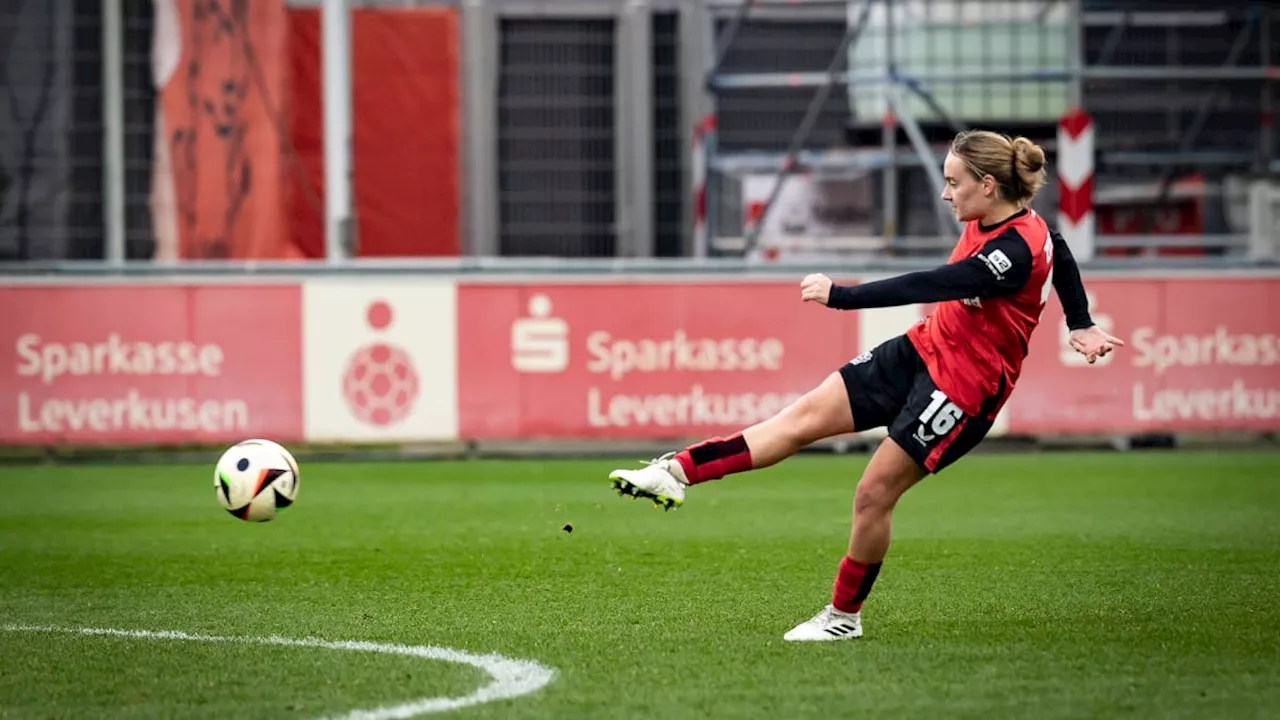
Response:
[457,283,863,439]
[0,285,304,445]
[288,8,460,258]
[1006,278,1280,433]
[151,0,302,260]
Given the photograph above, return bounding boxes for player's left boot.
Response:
[609,452,688,510]
[783,604,863,642]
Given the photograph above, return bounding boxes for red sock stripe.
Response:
[675,434,752,485]
[831,556,881,614]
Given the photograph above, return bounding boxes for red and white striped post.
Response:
[1057,108,1095,261]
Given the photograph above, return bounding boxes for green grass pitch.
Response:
[2,449,1279,719]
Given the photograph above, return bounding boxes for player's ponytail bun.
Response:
[1010,136,1047,204]
[950,130,1048,206]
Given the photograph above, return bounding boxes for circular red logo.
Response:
[340,301,420,427]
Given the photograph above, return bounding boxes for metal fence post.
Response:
[102,0,125,265]
[617,0,655,257]
[462,0,498,257]
[322,0,353,262]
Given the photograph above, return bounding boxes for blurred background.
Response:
[0,0,1277,458]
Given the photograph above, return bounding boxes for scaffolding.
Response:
[693,0,1280,261]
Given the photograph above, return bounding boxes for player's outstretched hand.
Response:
[800,273,833,306]
[1069,325,1125,364]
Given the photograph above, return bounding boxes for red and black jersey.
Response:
[827,208,1093,418]
[906,209,1052,417]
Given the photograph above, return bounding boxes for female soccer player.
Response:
[608,130,1124,642]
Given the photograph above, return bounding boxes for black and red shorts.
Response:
[837,334,1002,474]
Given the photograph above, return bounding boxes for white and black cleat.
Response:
[608,452,687,511]
[783,605,863,642]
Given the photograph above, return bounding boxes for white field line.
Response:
[1,624,556,719]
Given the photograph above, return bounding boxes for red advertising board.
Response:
[456,283,863,439]
[2,275,1274,448]
[459,277,1280,441]
[0,285,304,446]
[1006,278,1280,433]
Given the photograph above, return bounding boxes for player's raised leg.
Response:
[608,371,856,509]
[783,437,925,641]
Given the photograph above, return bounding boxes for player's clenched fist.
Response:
[800,273,833,305]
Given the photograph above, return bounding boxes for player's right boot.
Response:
[609,452,688,510]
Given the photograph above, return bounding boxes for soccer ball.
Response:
[214,439,300,522]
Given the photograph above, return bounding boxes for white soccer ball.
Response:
[214,439,300,522]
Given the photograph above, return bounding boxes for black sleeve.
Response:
[1050,231,1095,331]
[827,230,1033,310]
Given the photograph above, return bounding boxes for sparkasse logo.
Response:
[511,294,569,373]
